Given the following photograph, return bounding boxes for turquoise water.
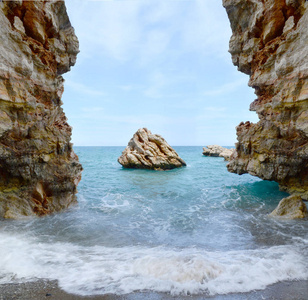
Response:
[0,146,307,296]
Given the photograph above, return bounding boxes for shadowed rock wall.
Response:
[223,0,308,199]
[0,0,82,218]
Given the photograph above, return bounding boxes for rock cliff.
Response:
[223,0,308,200]
[118,128,186,170]
[0,0,82,219]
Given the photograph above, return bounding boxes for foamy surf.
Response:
[0,233,307,296]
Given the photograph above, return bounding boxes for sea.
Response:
[0,146,307,297]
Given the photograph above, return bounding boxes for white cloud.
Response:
[66,0,231,63]
[105,113,171,126]
[65,79,106,97]
[142,69,196,99]
[179,0,231,58]
[64,0,250,146]
[68,0,143,61]
[143,70,167,98]
[195,107,228,121]
[139,30,171,64]
[142,0,179,24]
[202,78,249,97]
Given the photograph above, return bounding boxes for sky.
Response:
[62,0,258,146]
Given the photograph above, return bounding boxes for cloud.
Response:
[202,78,249,97]
[104,113,171,126]
[178,0,231,58]
[65,79,106,97]
[142,69,197,99]
[143,70,167,98]
[67,0,143,61]
[195,107,228,122]
[66,0,232,64]
[63,0,249,146]
[139,30,171,65]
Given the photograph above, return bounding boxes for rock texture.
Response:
[202,145,234,161]
[118,128,186,170]
[223,0,308,200]
[0,0,82,219]
[269,195,307,219]
[219,148,234,161]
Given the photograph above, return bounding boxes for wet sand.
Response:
[0,280,307,300]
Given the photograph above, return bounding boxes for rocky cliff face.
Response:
[0,0,82,219]
[223,0,308,200]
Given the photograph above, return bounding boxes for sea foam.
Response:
[0,232,307,296]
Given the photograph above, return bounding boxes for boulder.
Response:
[202,145,234,161]
[118,128,186,170]
[269,195,308,219]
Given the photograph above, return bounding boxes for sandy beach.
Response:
[1,280,307,300]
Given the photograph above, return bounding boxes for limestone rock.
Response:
[202,145,225,157]
[118,128,186,170]
[223,0,308,199]
[269,195,308,219]
[202,145,234,161]
[0,1,82,219]
[219,148,234,161]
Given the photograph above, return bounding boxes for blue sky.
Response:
[63,0,258,146]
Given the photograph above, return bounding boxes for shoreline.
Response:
[1,280,307,300]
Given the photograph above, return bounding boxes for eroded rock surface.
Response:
[118,128,186,170]
[269,195,307,219]
[202,145,234,161]
[223,0,308,200]
[0,0,82,219]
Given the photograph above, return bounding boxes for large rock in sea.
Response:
[202,145,234,161]
[269,195,308,219]
[118,128,186,170]
[0,1,82,219]
[223,0,308,200]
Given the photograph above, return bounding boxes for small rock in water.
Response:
[269,195,308,219]
[202,145,234,161]
[118,128,186,170]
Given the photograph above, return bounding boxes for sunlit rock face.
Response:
[118,128,186,170]
[269,195,307,219]
[202,145,234,161]
[0,0,82,219]
[223,0,308,200]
